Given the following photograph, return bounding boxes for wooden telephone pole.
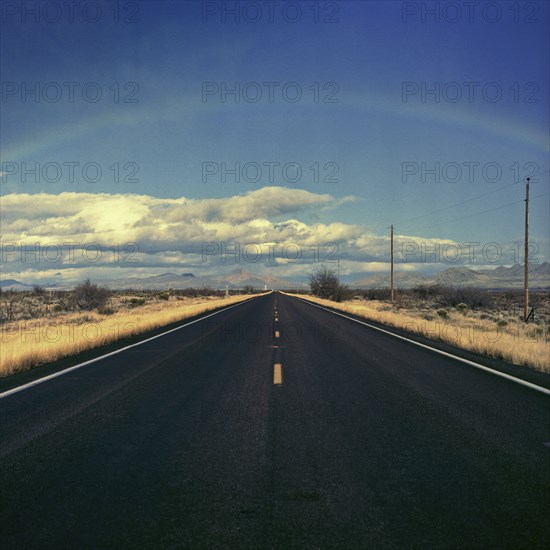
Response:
[524,178,530,322]
[390,225,394,303]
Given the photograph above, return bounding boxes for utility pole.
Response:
[524,178,530,322]
[337,259,340,283]
[390,224,394,303]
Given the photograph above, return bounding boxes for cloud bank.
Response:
[0,187,529,283]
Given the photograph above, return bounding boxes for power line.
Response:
[401,181,519,224]
[414,192,549,232]
[399,169,550,227]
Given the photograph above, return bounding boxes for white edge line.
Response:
[0,297,258,400]
[292,295,550,396]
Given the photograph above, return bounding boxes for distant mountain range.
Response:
[0,279,34,290]
[107,268,291,290]
[351,262,550,289]
[0,269,291,291]
[1,263,549,291]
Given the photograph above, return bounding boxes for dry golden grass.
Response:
[287,294,550,373]
[0,294,255,376]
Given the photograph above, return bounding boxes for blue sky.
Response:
[1,0,549,283]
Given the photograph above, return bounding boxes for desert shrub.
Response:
[525,326,545,339]
[71,315,95,324]
[176,288,199,298]
[204,289,225,298]
[32,284,45,296]
[72,280,110,311]
[127,297,146,307]
[98,305,117,315]
[55,293,74,312]
[362,288,392,301]
[333,284,353,302]
[456,302,468,313]
[193,288,223,298]
[413,283,441,300]
[0,290,18,322]
[437,309,449,319]
[497,320,508,327]
[437,286,493,309]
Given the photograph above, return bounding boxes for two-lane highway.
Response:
[1,292,549,548]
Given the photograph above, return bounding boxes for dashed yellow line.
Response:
[273,363,282,385]
[275,330,280,338]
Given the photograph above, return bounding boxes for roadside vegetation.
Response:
[299,269,550,373]
[0,283,263,376]
[308,266,349,301]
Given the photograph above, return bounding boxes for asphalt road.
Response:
[1,292,549,549]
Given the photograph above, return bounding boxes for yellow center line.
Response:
[275,330,280,338]
[273,363,282,385]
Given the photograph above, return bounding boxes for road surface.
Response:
[1,292,549,548]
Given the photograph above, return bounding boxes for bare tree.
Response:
[0,290,18,322]
[72,279,110,311]
[32,284,45,296]
[413,283,441,300]
[309,266,348,301]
